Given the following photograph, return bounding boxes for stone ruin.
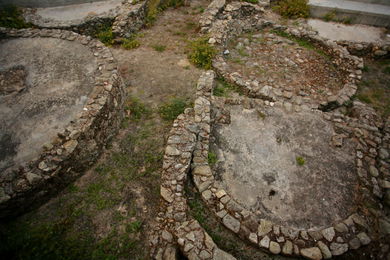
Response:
[151,0,389,259]
[0,0,389,259]
[0,28,125,218]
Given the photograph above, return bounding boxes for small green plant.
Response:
[272,0,309,19]
[383,66,390,74]
[158,98,189,121]
[126,220,143,233]
[238,48,249,57]
[152,44,166,52]
[0,5,31,29]
[213,77,243,97]
[188,37,217,69]
[323,10,336,22]
[124,97,151,122]
[242,0,259,3]
[122,37,140,50]
[257,110,266,119]
[96,25,114,46]
[362,65,369,72]
[208,152,218,165]
[296,156,305,166]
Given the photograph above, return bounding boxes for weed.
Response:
[124,97,152,122]
[257,110,266,119]
[213,77,243,97]
[296,156,305,166]
[152,44,166,52]
[96,25,114,46]
[238,48,249,57]
[0,5,32,29]
[208,152,218,165]
[187,198,206,224]
[323,10,336,22]
[188,37,217,69]
[362,65,369,72]
[126,221,143,233]
[272,0,309,19]
[121,38,140,50]
[242,0,258,3]
[158,98,190,121]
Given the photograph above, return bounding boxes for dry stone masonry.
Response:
[0,28,125,218]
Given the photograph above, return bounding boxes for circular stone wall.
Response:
[211,105,358,230]
[0,28,124,218]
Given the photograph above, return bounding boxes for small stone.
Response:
[165,145,180,156]
[38,161,48,170]
[63,139,78,153]
[0,188,10,203]
[330,243,348,256]
[270,241,281,254]
[259,235,270,248]
[193,165,212,176]
[300,247,323,260]
[223,214,240,233]
[213,248,236,260]
[216,189,227,198]
[308,230,323,240]
[334,223,348,233]
[223,49,230,55]
[258,219,273,236]
[25,172,41,185]
[161,187,173,203]
[186,232,195,241]
[300,231,309,240]
[283,91,293,99]
[357,232,371,245]
[379,219,390,234]
[374,50,387,56]
[349,238,361,250]
[162,230,173,242]
[184,243,194,252]
[321,227,335,242]
[318,241,332,259]
[202,190,212,200]
[369,165,379,177]
[199,250,211,259]
[208,38,216,44]
[177,59,191,68]
[282,240,293,255]
[216,210,227,218]
[249,233,258,244]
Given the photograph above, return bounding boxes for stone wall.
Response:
[0,28,125,219]
[0,0,109,8]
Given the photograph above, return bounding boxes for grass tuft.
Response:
[208,152,218,165]
[0,5,32,29]
[296,156,305,166]
[152,44,166,52]
[158,98,190,121]
[188,37,217,70]
[272,0,309,19]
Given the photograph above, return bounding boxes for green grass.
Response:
[242,0,258,3]
[296,156,305,166]
[0,5,32,29]
[208,152,218,165]
[272,0,309,19]
[188,37,217,70]
[158,98,190,121]
[213,77,244,97]
[121,38,140,50]
[152,44,166,52]
[95,24,114,46]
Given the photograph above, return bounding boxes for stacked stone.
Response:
[0,28,125,218]
[22,0,148,38]
[112,1,148,38]
[199,0,227,33]
[337,41,390,58]
[190,93,385,258]
[151,71,236,260]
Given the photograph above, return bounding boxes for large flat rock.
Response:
[211,105,358,230]
[0,37,97,174]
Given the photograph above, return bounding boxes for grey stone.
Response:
[300,231,309,240]
[318,241,332,259]
[222,214,240,233]
[300,247,323,260]
[282,240,293,255]
[160,186,173,203]
[193,165,212,176]
[25,172,42,185]
[330,243,348,256]
[259,235,270,248]
[357,232,371,245]
[369,165,379,177]
[165,145,181,156]
[270,241,281,254]
[309,230,323,241]
[163,245,177,260]
[379,219,390,234]
[321,227,335,242]
[258,219,273,236]
[349,238,361,250]
[212,248,236,260]
[63,139,78,153]
[202,190,212,201]
[199,250,211,259]
[249,233,258,244]
[162,230,173,242]
[334,223,348,233]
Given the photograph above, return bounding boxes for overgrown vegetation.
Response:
[152,44,166,52]
[95,24,114,46]
[323,10,354,24]
[213,77,243,97]
[188,37,217,69]
[158,98,190,121]
[296,156,305,166]
[208,152,218,166]
[0,5,32,29]
[121,37,141,50]
[272,0,309,19]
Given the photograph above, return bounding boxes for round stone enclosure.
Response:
[0,29,124,218]
[211,104,359,230]
[0,37,97,172]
